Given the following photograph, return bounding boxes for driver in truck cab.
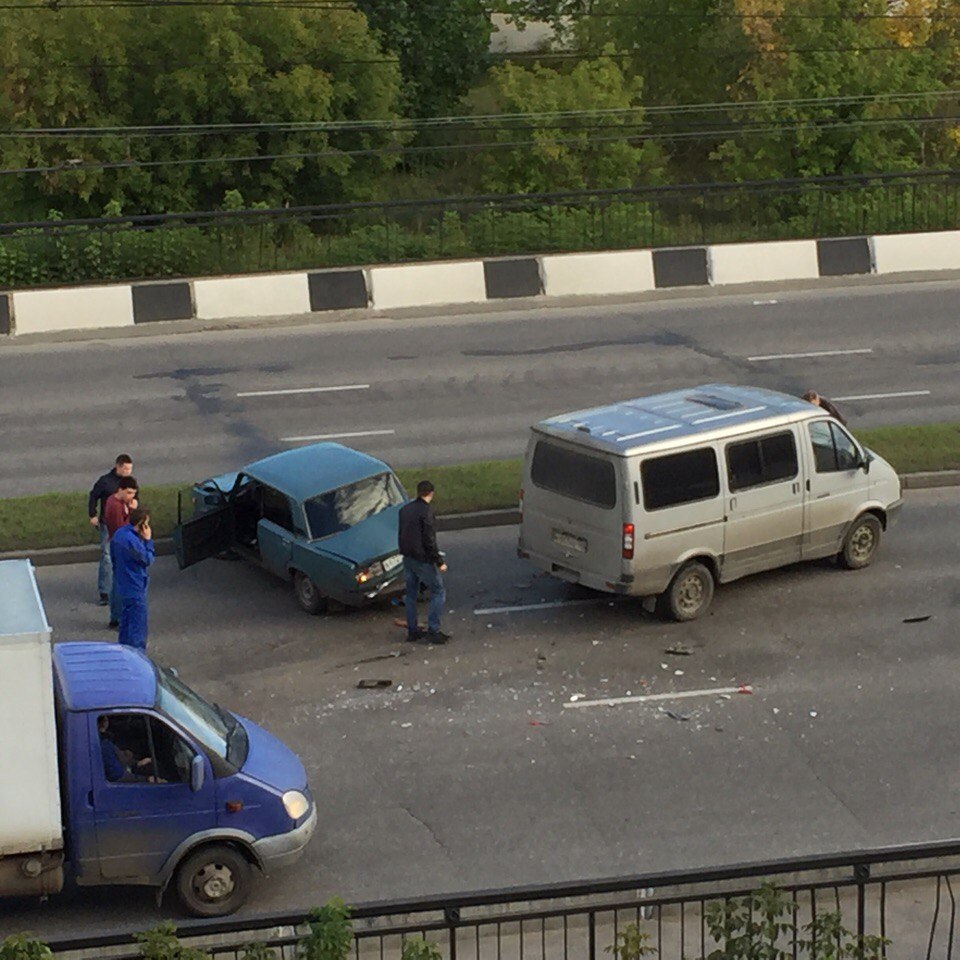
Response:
[98,715,158,783]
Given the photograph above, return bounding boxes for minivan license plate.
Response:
[383,554,403,572]
[552,529,587,553]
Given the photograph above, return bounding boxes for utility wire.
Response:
[3,90,956,138]
[4,113,954,176]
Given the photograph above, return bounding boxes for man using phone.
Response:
[111,507,155,651]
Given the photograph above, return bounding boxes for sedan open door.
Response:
[173,493,234,570]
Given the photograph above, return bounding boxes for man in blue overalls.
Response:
[111,507,155,651]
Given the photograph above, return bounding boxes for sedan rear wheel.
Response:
[293,571,327,615]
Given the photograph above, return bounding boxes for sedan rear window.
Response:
[304,473,406,539]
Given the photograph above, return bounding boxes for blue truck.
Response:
[0,559,316,917]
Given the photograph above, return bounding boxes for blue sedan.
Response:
[174,443,408,614]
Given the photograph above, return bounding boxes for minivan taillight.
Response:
[622,523,635,559]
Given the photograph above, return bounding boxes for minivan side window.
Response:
[530,441,617,509]
[809,421,861,473]
[641,448,719,511]
[726,432,798,492]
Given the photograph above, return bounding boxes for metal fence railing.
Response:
[41,838,960,959]
[0,169,958,289]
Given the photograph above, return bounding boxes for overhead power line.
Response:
[3,113,955,177]
[2,90,956,138]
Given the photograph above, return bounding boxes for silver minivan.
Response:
[518,384,902,621]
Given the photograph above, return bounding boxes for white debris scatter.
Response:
[569,693,585,702]
[674,670,684,676]
[809,711,818,718]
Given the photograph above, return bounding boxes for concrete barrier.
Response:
[540,250,655,297]
[871,231,960,275]
[709,240,819,285]
[368,261,487,310]
[11,284,134,335]
[193,273,310,320]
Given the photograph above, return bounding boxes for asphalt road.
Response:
[1,487,957,941]
[1,276,959,497]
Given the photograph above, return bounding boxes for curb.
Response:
[2,509,522,567]
[2,475,955,567]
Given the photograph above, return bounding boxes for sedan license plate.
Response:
[552,529,587,553]
[383,554,403,573]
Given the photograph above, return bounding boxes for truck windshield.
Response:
[304,472,405,540]
[156,666,248,768]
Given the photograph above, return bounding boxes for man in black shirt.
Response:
[87,454,134,605]
[398,480,450,644]
[802,390,848,426]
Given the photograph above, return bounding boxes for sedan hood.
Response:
[314,503,403,566]
[236,714,308,792]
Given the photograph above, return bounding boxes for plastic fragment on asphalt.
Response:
[737,683,753,694]
[674,670,684,676]
[665,643,693,656]
[903,615,932,623]
[665,710,690,721]
[357,679,392,689]
[400,722,413,728]
[809,711,818,718]
[569,693,585,702]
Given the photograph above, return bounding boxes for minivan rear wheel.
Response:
[293,571,327,615]
[839,514,882,570]
[658,562,715,622]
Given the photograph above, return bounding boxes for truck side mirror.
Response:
[190,754,205,792]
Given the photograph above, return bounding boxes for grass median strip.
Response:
[1,423,959,555]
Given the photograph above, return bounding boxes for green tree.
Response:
[0,934,53,960]
[355,0,492,117]
[479,53,665,193]
[135,923,209,960]
[298,898,353,960]
[0,5,405,218]
[710,0,953,181]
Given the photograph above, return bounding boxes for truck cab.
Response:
[0,560,316,917]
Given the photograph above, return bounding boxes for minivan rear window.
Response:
[531,440,617,509]
[641,448,719,511]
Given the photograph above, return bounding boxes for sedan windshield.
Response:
[156,666,247,768]
[304,472,405,540]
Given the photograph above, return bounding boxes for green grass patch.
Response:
[857,423,960,474]
[1,427,957,555]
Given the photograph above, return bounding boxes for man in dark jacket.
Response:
[802,390,848,426]
[87,454,134,605]
[398,480,449,644]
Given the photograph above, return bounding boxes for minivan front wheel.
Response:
[839,514,882,570]
[293,571,328,615]
[658,562,715,622]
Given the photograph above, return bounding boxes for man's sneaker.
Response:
[405,630,424,643]
[99,593,109,606]
[108,620,119,629]
[424,630,451,645]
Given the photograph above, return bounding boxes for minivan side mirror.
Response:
[860,454,871,474]
[190,754,205,792]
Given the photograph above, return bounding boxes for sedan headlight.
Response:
[282,790,310,820]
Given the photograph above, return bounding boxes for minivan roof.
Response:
[535,384,818,457]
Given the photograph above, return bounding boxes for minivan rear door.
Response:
[521,437,624,584]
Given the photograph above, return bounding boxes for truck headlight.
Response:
[282,790,310,820]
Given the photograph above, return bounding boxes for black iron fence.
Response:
[41,839,960,959]
[1,169,958,289]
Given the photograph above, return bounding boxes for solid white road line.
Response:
[473,598,604,616]
[834,390,932,401]
[281,429,396,442]
[752,299,779,305]
[746,348,873,361]
[564,685,753,710]
[237,384,369,398]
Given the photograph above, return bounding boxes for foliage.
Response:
[298,898,354,960]
[135,923,210,960]
[479,54,665,194]
[0,6,404,219]
[0,935,53,960]
[355,0,491,117]
[241,945,279,960]
[606,923,655,960]
[400,937,444,960]
[703,883,888,960]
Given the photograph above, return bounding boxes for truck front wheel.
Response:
[175,844,252,917]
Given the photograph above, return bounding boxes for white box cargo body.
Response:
[0,560,63,857]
